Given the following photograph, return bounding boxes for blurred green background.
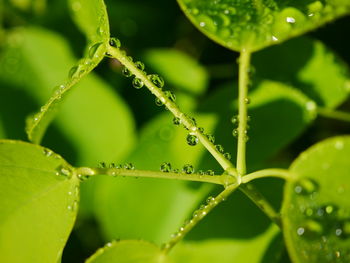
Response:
[0,0,349,262]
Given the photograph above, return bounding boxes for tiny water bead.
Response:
[223,152,231,160]
[187,134,199,146]
[99,162,106,168]
[148,74,164,88]
[43,148,53,157]
[294,178,319,195]
[198,127,204,133]
[165,91,176,102]
[77,174,90,181]
[160,162,172,172]
[206,196,215,204]
[182,164,194,174]
[215,144,224,153]
[88,42,104,59]
[123,163,134,170]
[109,37,121,48]
[132,78,144,89]
[173,117,181,125]
[205,170,215,176]
[122,66,132,77]
[55,165,72,180]
[206,134,215,143]
[244,97,251,104]
[232,129,238,137]
[135,61,145,71]
[155,98,164,106]
[231,115,239,124]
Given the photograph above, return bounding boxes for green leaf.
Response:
[282,136,350,262]
[68,0,110,43]
[177,0,350,52]
[94,112,217,244]
[86,240,170,263]
[0,140,79,263]
[142,49,208,95]
[170,225,282,263]
[24,0,110,143]
[254,37,350,108]
[0,27,135,165]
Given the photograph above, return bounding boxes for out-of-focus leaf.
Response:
[170,225,282,263]
[177,0,350,52]
[86,240,171,263]
[68,0,110,44]
[254,37,350,108]
[142,49,208,95]
[0,140,79,263]
[94,112,217,244]
[0,27,135,165]
[282,136,350,263]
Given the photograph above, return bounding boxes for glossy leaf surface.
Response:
[177,0,350,51]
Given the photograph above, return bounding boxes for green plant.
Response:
[0,0,350,262]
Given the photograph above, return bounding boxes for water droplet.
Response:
[43,148,53,157]
[155,98,164,106]
[55,165,72,179]
[77,174,90,181]
[165,91,176,102]
[132,78,144,89]
[306,101,316,111]
[206,196,215,204]
[173,168,179,173]
[231,115,238,124]
[182,164,194,174]
[88,42,103,59]
[122,66,132,77]
[109,37,121,48]
[197,170,204,175]
[135,61,145,71]
[215,144,224,153]
[123,163,134,170]
[232,129,238,137]
[223,152,231,160]
[206,134,215,143]
[148,74,164,88]
[286,16,296,23]
[173,117,181,125]
[160,162,171,172]
[297,227,305,236]
[294,178,319,195]
[244,97,250,104]
[187,134,198,146]
[205,170,214,176]
[99,162,106,168]
[68,65,79,79]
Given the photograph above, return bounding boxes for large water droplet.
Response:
[135,61,145,71]
[215,144,224,153]
[132,78,144,89]
[122,66,133,77]
[160,162,171,172]
[165,91,176,102]
[187,134,199,146]
[88,42,103,59]
[148,74,164,88]
[182,164,194,174]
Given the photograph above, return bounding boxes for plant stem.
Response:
[318,107,350,123]
[236,49,251,176]
[239,184,281,227]
[74,167,237,186]
[162,182,240,253]
[107,45,237,176]
[242,168,292,183]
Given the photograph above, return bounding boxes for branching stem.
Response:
[318,107,350,123]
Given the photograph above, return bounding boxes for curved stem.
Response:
[107,45,237,176]
[239,184,281,227]
[162,182,240,253]
[236,49,251,176]
[242,168,292,184]
[318,107,350,123]
[74,167,237,186]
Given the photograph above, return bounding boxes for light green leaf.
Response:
[282,136,350,262]
[142,49,208,95]
[86,240,170,263]
[68,0,110,43]
[24,0,110,143]
[0,27,135,165]
[254,37,350,108]
[0,140,79,263]
[177,0,350,52]
[170,225,282,263]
